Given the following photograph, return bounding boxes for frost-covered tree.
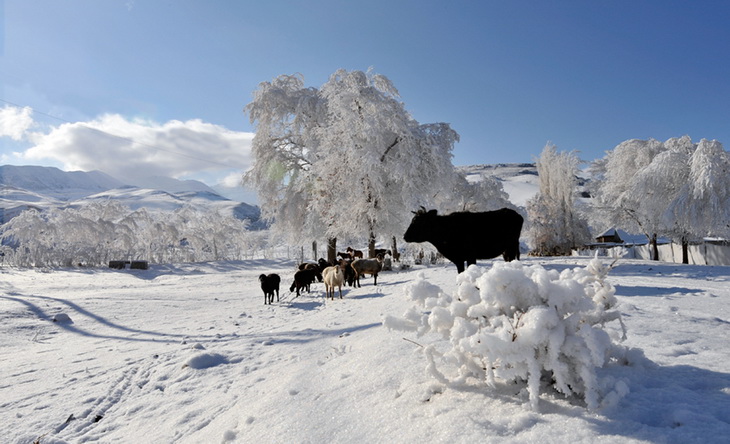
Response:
[625,136,694,261]
[590,138,666,259]
[438,173,517,214]
[592,136,730,263]
[527,144,590,255]
[0,202,256,267]
[244,69,460,261]
[668,139,730,242]
[243,74,323,252]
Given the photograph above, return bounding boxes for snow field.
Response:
[1,257,729,443]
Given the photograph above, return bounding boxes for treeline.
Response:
[0,201,269,267]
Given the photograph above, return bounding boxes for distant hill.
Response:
[0,163,591,227]
[457,163,540,207]
[0,165,126,200]
[457,162,591,208]
[0,165,261,226]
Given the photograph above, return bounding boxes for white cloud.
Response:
[0,105,34,141]
[22,114,254,185]
[220,171,244,188]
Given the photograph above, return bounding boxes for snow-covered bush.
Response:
[384,258,628,410]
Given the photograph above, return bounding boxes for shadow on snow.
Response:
[0,292,212,343]
[613,285,706,298]
[444,354,730,443]
[253,322,382,346]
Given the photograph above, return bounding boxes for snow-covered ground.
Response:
[1,256,729,443]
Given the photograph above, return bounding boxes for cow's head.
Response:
[403,207,438,243]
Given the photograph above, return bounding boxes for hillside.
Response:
[0,165,261,225]
[458,163,540,207]
[0,165,126,200]
[1,163,549,227]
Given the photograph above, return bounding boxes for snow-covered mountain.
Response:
[0,165,126,200]
[74,188,261,222]
[130,175,219,194]
[0,165,260,225]
[0,162,588,227]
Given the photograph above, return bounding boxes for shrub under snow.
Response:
[385,258,629,411]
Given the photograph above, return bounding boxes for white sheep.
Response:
[323,264,345,299]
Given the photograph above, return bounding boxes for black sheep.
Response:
[338,258,356,287]
[317,258,331,272]
[289,268,322,297]
[259,274,281,304]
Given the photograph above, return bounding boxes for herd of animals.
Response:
[258,247,389,304]
[258,207,525,304]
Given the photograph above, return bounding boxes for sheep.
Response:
[299,260,331,276]
[351,257,383,287]
[289,268,322,297]
[259,274,281,304]
[317,258,331,272]
[346,247,364,259]
[339,258,357,287]
[297,262,323,281]
[322,264,345,299]
[336,251,352,261]
[381,255,392,271]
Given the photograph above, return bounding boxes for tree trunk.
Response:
[312,241,318,262]
[682,236,689,264]
[391,236,400,262]
[368,231,376,258]
[650,233,659,261]
[327,238,337,265]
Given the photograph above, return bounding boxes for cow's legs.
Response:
[455,261,465,273]
[503,241,520,261]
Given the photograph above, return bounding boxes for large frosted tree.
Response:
[527,143,590,255]
[592,136,730,262]
[243,74,323,249]
[590,138,666,259]
[244,69,460,261]
[624,136,694,260]
[665,138,730,261]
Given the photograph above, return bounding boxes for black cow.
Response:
[403,207,523,273]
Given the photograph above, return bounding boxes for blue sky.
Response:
[2,0,729,197]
